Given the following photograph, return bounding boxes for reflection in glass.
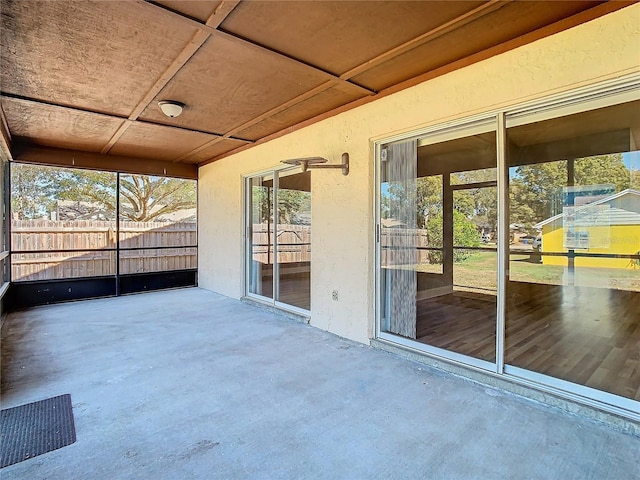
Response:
[506,99,640,400]
[248,175,274,299]
[380,129,498,363]
[276,170,311,310]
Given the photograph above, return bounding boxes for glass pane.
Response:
[380,129,498,364]
[10,164,117,280]
[119,247,196,275]
[276,169,311,310]
[12,251,116,281]
[118,175,197,248]
[248,174,274,299]
[506,99,640,401]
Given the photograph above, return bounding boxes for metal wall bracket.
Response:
[282,152,349,176]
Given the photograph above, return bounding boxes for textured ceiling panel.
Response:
[0,0,199,116]
[180,138,251,164]
[2,97,122,152]
[154,0,220,22]
[109,122,217,161]
[351,1,604,91]
[221,1,485,75]
[236,83,367,141]
[138,34,329,134]
[0,0,622,168]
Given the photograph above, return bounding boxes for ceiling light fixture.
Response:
[158,100,185,118]
[281,153,349,176]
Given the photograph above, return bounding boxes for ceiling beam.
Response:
[200,0,635,167]
[102,1,242,154]
[101,120,134,154]
[0,103,12,161]
[139,0,376,97]
[205,0,242,28]
[14,145,198,179]
[175,80,340,162]
[225,80,339,138]
[340,0,510,80]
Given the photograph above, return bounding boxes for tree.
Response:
[10,164,58,219]
[251,186,309,225]
[629,167,640,190]
[425,210,480,263]
[10,164,196,222]
[509,154,632,231]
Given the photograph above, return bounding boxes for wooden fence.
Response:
[11,222,455,281]
[249,226,442,266]
[381,228,440,266]
[11,219,197,281]
[251,224,311,264]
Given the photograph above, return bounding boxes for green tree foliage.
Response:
[424,210,480,263]
[452,168,498,234]
[510,154,632,231]
[119,175,195,222]
[251,186,309,225]
[10,164,58,219]
[11,164,196,221]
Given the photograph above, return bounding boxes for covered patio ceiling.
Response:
[0,0,631,177]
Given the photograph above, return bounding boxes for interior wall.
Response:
[198,5,640,344]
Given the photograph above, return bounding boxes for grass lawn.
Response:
[415,251,640,292]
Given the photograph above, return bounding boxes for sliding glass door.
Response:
[378,120,498,368]
[246,168,311,312]
[248,173,274,300]
[505,99,640,404]
[376,80,640,418]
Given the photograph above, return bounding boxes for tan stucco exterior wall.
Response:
[198,6,640,344]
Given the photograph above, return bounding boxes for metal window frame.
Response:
[373,72,640,419]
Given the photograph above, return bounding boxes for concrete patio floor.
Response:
[1,287,638,479]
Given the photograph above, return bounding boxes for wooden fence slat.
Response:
[11,220,197,281]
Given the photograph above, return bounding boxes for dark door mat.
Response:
[1,394,76,468]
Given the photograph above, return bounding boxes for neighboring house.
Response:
[55,200,112,221]
[534,189,640,269]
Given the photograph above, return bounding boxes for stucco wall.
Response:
[198,6,640,344]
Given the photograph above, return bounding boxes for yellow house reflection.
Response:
[535,189,640,269]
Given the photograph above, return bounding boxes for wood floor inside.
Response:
[414,282,640,401]
[256,271,310,311]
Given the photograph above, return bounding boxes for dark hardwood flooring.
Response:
[257,272,310,311]
[415,282,640,401]
[416,291,496,362]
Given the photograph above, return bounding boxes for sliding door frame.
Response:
[243,166,311,316]
[374,72,640,421]
[375,113,501,374]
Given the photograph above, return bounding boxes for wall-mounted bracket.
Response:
[281,153,349,176]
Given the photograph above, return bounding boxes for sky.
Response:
[622,151,640,171]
